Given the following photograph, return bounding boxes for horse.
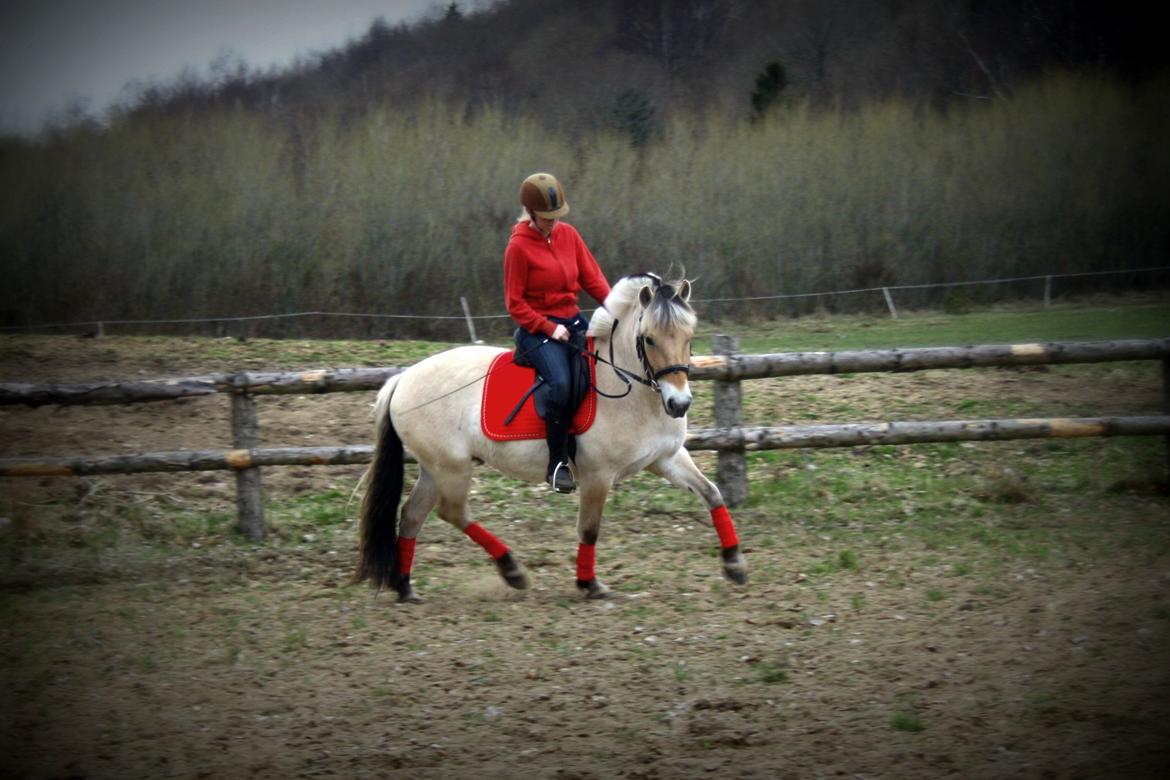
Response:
[352,273,747,602]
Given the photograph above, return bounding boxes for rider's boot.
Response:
[545,412,576,494]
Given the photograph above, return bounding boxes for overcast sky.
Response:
[0,0,441,134]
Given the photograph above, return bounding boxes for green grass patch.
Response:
[700,300,1170,354]
[278,489,353,527]
[282,630,308,652]
[891,712,927,732]
[837,549,860,570]
[807,549,862,577]
[756,662,789,684]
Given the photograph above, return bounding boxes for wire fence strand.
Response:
[2,265,1166,333]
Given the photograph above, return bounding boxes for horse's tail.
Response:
[352,374,405,590]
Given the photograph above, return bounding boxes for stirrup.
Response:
[549,461,576,494]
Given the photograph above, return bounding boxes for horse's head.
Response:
[635,276,696,418]
[588,272,698,418]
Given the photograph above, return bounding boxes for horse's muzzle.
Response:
[663,394,691,418]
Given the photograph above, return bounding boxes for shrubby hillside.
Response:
[1,0,1167,336]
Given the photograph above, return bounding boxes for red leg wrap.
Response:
[711,505,739,549]
[576,543,596,582]
[464,522,509,560]
[397,537,416,576]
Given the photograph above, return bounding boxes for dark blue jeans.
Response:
[514,313,588,421]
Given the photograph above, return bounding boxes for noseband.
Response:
[635,332,691,391]
[590,314,690,398]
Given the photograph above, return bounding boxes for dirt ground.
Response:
[2,335,1169,779]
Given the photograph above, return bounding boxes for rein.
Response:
[400,309,689,414]
[396,337,552,415]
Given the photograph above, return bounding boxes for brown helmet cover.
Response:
[519,172,570,219]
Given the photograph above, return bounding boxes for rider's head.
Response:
[519,172,570,224]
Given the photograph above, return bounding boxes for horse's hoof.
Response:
[496,552,530,590]
[395,580,423,604]
[577,578,611,599]
[723,566,748,585]
[721,545,749,585]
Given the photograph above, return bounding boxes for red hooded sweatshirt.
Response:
[504,220,611,337]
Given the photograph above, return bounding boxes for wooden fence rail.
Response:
[1,338,1167,541]
[4,416,1167,478]
[0,367,405,407]
[688,337,1170,379]
[3,339,1165,408]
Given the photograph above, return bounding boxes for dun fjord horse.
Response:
[353,273,747,602]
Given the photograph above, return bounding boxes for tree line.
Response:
[0,0,1166,338]
[108,0,1165,140]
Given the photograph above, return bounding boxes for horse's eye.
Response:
[644,336,655,347]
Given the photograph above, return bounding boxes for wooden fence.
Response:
[2,337,1168,541]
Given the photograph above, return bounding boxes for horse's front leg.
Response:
[575,479,612,599]
[648,449,748,585]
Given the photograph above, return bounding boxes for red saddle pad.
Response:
[481,339,598,442]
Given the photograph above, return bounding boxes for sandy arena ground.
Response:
[2,335,1168,778]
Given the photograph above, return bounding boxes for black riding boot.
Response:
[544,411,576,494]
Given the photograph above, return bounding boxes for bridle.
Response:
[588,314,691,399]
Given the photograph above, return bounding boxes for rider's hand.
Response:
[551,324,570,342]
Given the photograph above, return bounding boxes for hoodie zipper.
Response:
[526,221,572,295]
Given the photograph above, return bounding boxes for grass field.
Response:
[7,294,1164,368]
[698,296,1170,352]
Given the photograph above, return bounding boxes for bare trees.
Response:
[101,1,1167,136]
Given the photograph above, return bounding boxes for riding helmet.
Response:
[519,172,570,219]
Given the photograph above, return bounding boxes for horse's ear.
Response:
[639,285,654,308]
[676,279,692,303]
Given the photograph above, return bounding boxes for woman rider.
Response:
[504,172,611,494]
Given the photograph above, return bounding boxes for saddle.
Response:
[480,335,597,442]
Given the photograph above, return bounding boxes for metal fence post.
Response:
[231,374,266,542]
[713,334,747,507]
[460,296,482,344]
[882,287,899,319]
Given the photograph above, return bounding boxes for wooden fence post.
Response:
[1163,358,1170,480]
[231,375,266,542]
[713,334,748,507]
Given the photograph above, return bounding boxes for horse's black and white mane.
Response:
[588,273,696,340]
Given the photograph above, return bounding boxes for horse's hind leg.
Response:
[393,468,439,604]
[648,449,748,585]
[432,462,529,591]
